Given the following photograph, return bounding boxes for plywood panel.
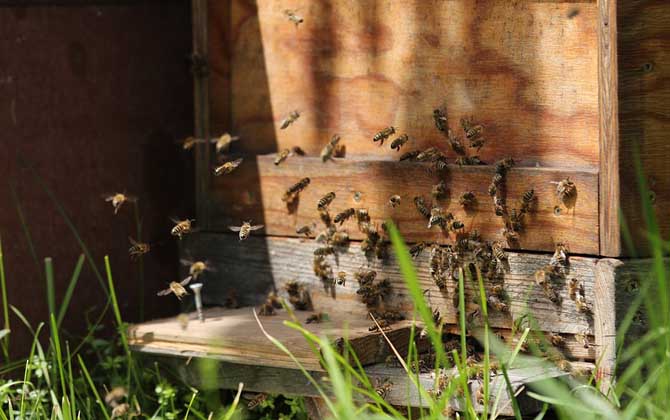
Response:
[208,155,599,254]
[212,0,600,169]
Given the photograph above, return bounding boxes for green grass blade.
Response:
[57,254,85,328]
[66,341,76,419]
[77,355,111,420]
[0,236,9,362]
[20,322,45,418]
[9,181,40,274]
[500,363,522,420]
[221,383,244,420]
[45,258,56,318]
[49,313,67,400]
[10,304,35,336]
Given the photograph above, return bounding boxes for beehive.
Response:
[130,0,668,411]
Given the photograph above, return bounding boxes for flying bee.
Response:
[428,207,448,229]
[432,181,448,200]
[274,148,291,165]
[373,126,395,145]
[492,241,507,262]
[314,246,335,256]
[280,110,300,129]
[284,9,304,26]
[306,312,328,324]
[246,393,268,410]
[296,224,316,237]
[460,117,483,139]
[414,196,431,219]
[180,259,215,279]
[399,150,421,161]
[157,277,192,300]
[334,208,356,225]
[336,271,347,286]
[170,218,195,239]
[229,221,264,241]
[282,177,311,203]
[214,157,243,175]
[521,189,535,212]
[388,194,401,208]
[317,192,336,210]
[320,134,341,162]
[178,136,205,150]
[291,146,306,156]
[409,242,427,259]
[390,134,410,151]
[103,192,137,214]
[433,108,449,133]
[211,133,240,154]
[128,236,150,260]
[459,191,476,208]
[551,178,576,204]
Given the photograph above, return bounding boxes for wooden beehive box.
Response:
[130,0,668,409]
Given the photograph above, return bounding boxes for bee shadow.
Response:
[286,196,300,214]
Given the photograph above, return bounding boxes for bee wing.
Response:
[157,288,172,296]
[170,217,181,224]
[232,157,244,166]
[128,236,139,245]
[179,258,194,267]
[249,225,265,231]
[229,226,242,232]
[101,193,115,201]
[179,276,193,286]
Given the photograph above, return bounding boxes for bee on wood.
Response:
[433,108,449,133]
[369,318,391,332]
[456,156,484,166]
[331,231,350,248]
[247,393,268,409]
[157,277,192,300]
[291,146,306,156]
[274,148,291,165]
[552,178,576,204]
[314,246,335,256]
[282,177,311,203]
[409,241,427,259]
[416,147,443,162]
[334,208,356,225]
[432,181,448,200]
[432,157,449,174]
[429,246,447,290]
[180,259,215,279]
[170,218,195,239]
[521,189,535,213]
[374,238,389,260]
[399,150,421,161]
[390,134,410,151]
[575,331,591,349]
[284,9,304,26]
[214,158,244,176]
[316,192,336,210]
[318,208,332,227]
[306,312,328,324]
[320,134,341,162]
[375,309,405,322]
[487,295,508,312]
[354,269,377,286]
[460,117,483,140]
[492,241,507,263]
[373,126,395,145]
[229,221,264,241]
[469,136,486,151]
[103,192,137,215]
[414,196,431,219]
[280,110,300,129]
[508,208,524,232]
[428,207,449,229]
[285,280,311,310]
[534,266,561,304]
[495,158,515,174]
[568,278,580,300]
[128,236,150,260]
[336,271,347,286]
[550,243,569,271]
[450,220,464,231]
[446,129,466,156]
[502,227,519,244]
[296,223,316,237]
[459,191,476,208]
[548,332,565,347]
[494,196,506,217]
[259,292,282,316]
[212,133,240,154]
[356,208,370,224]
[388,194,401,208]
[313,255,334,284]
[575,293,592,314]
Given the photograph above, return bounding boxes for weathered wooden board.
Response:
[210,0,600,170]
[207,155,599,254]
[181,233,596,359]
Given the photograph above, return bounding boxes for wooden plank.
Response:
[598,0,620,257]
[208,155,599,254]
[616,0,670,257]
[214,0,600,170]
[593,258,621,393]
[182,233,596,359]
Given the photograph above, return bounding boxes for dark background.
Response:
[0,3,194,355]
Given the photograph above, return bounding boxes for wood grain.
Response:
[593,258,621,393]
[182,233,597,359]
[207,155,599,254]
[212,0,600,169]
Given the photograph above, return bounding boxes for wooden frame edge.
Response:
[593,258,622,395]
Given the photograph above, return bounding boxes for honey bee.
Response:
[432,181,448,200]
[534,266,550,287]
[459,191,476,208]
[369,318,391,332]
[492,242,507,263]
[178,136,205,150]
[285,280,311,310]
[104,386,128,408]
[488,295,509,312]
[521,189,535,212]
[247,393,268,409]
[314,246,335,256]
[356,208,370,224]
[214,158,243,175]
[282,177,311,203]
[447,129,467,156]
[373,126,396,145]
[211,133,240,154]
[388,194,401,208]
[111,403,130,418]
[469,136,486,151]
[495,157,515,174]
[416,147,443,162]
[508,208,524,232]
[313,255,334,285]
[103,193,137,214]
[433,108,449,133]
[157,277,192,300]
[414,196,431,219]
[450,220,464,231]
[334,208,356,225]
[170,218,195,239]
[229,221,264,241]
[320,134,341,162]
[550,243,569,270]
[274,148,291,165]
[318,209,332,227]
[296,224,316,237]
[180,259,215,279]
[128,237,150,260]
[291,146,306,156]
[306,312,328,324]
[534,266,561,304]
[399,150,421,161]
[502,227,519,244]
[552,178,577,204]
[280,110,300,129]
[390,134,410,151]
[575,293,592,314]
[354,269,377,286]
[548,332,565,347]
[455,156,483,166]
[493,196,506,217]
[331,231,350,247]
[575,331,591,349]
[336,271,347,286]
[258,293,282,316]
[460,117,483,140]
[409,241,427,259]
[428,207,448,229]
[316,192,336,210]
[284,9,304,26]
[568,278,580,300]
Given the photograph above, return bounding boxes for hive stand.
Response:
[129,0,669,416]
